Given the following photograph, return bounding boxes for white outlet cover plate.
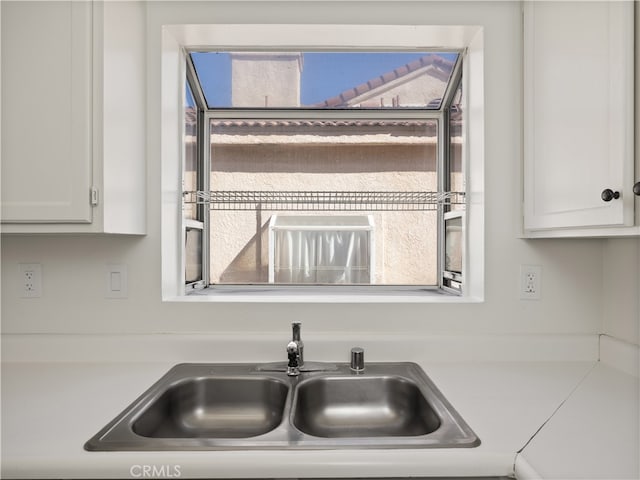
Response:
[520,264,542,300]
[19,263,42,298]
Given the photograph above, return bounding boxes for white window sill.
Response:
[168,287,483,303]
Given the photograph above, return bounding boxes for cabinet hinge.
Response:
[90,187,99,207]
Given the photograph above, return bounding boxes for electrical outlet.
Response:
[520,265,541,300]
[19,263,42,298]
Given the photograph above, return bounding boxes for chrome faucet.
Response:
[291,321,304,367]
[256,321,336,375]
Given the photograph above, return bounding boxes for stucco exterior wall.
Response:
[209,143,440,285]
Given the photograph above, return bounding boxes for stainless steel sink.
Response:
[292,375,440,438]
[85,362,479,451]
[132,377,288,439]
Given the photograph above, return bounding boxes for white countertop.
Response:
[516,337,640,480]
[0,360,593,478]
[0,334,637,479]
[517,363,639,480]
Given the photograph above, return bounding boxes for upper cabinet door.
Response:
[1,2,92,223]
[523,1,635,231]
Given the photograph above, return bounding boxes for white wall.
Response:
[0,1,606,337]
[602,238,640,346]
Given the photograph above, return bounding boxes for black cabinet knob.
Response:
[633,182,640,196]
[601,189,620,202]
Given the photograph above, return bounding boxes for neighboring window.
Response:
[184,50,465,291]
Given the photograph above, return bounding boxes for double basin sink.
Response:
[85,362,479,450]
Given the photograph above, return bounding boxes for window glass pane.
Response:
[185,227,203,284]
[448,80,464,211]
[208,119,438,286]
[190,51,459,109]
[444,215,463,273]
[183,81,198,220]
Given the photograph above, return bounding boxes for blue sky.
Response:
[188,51,458,108]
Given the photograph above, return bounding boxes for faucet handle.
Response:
[291,322,304,367]
[292,321,302,341]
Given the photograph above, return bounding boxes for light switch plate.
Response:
[106,264,128,298]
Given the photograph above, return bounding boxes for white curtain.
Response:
[273,230,370,284]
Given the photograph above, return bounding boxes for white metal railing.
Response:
[183,190,465,211]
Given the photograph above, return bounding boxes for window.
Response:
[183,49,466,293]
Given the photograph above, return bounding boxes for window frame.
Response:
[162,23,485,303]
[439,66,465,294]
[185,48,465,294]
[184,61,209,290]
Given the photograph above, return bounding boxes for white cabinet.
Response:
[1,1,145,234]
[1,2,92,224]
[523,1,639,237]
